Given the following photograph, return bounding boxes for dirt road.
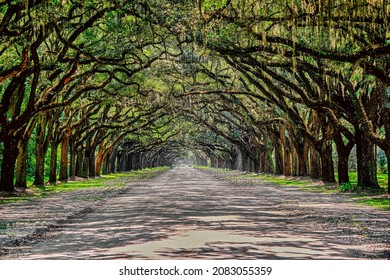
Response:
[2,166,389,259]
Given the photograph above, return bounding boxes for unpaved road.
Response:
[1,166,389,259]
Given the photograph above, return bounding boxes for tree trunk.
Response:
[83,151,90,178]
[259,150,267,173]
[230,152,237,170]
[241,150,250,172]
[117,151,123,171]
[385,150,390,194]
[320,142,336,183]
[15,138,29,188]
[253,152,260,173]
[128,153,134,171]
[103,156,108,175]
[75,148,84,177]
[283,145,292,176]
[0,138,19,192]
[274,137,284,175]
[266,147,273,173]
[48,141,59,184]
[88,147,96,178]
[83,137,92,178]
[34,123,46,186]
[96,146,105,177]
[139,152,145,170]
[59,135,69,181]
[68,139,76,179]
[111,150,117,173]
[309,147,321,179]
[280,126,292,176]
[120,152,126,171]
[333,131,354,185]
[291,148,298,176]
[355,128,380,190]
[136,154,142,169]
[235,148,242,171]
[295,141,309,176]
[210,156,217,168]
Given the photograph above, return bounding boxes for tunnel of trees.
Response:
[0,0,389,193]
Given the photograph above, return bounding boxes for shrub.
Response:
[339,182,355,192]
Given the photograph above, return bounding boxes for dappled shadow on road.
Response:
[5,167,389,260]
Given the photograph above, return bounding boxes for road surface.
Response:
[2,166,389,259]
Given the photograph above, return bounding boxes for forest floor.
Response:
[0,166,389,259]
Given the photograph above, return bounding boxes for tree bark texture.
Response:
[15,138,29,188]
[34,121,47,186]
[320,142,336,183]
[333,131,354,185]
[59,135,69,181]
[48,141,59,184]
[355,128,380,190]
[0,137,19,191]
[309,147,321,179]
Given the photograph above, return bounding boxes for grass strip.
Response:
[0,166,170,205]
[195,166,389,211]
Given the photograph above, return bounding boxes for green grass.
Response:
[253,172,389,210]
[242,173,338,193]
[202,167,389,211]
[244,174,309,186]
[193,165,211,170]
[335,172,388,190]
[356,197,390,210]
[0,167,170,205]
[193,166,232,173]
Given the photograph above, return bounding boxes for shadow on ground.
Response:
[2,167,389,259]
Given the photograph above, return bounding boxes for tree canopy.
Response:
[0,0,389,193]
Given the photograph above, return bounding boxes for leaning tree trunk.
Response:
[0,137,19,192]
[355,128,380,190]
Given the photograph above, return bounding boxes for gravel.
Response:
[0,181,135,256]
